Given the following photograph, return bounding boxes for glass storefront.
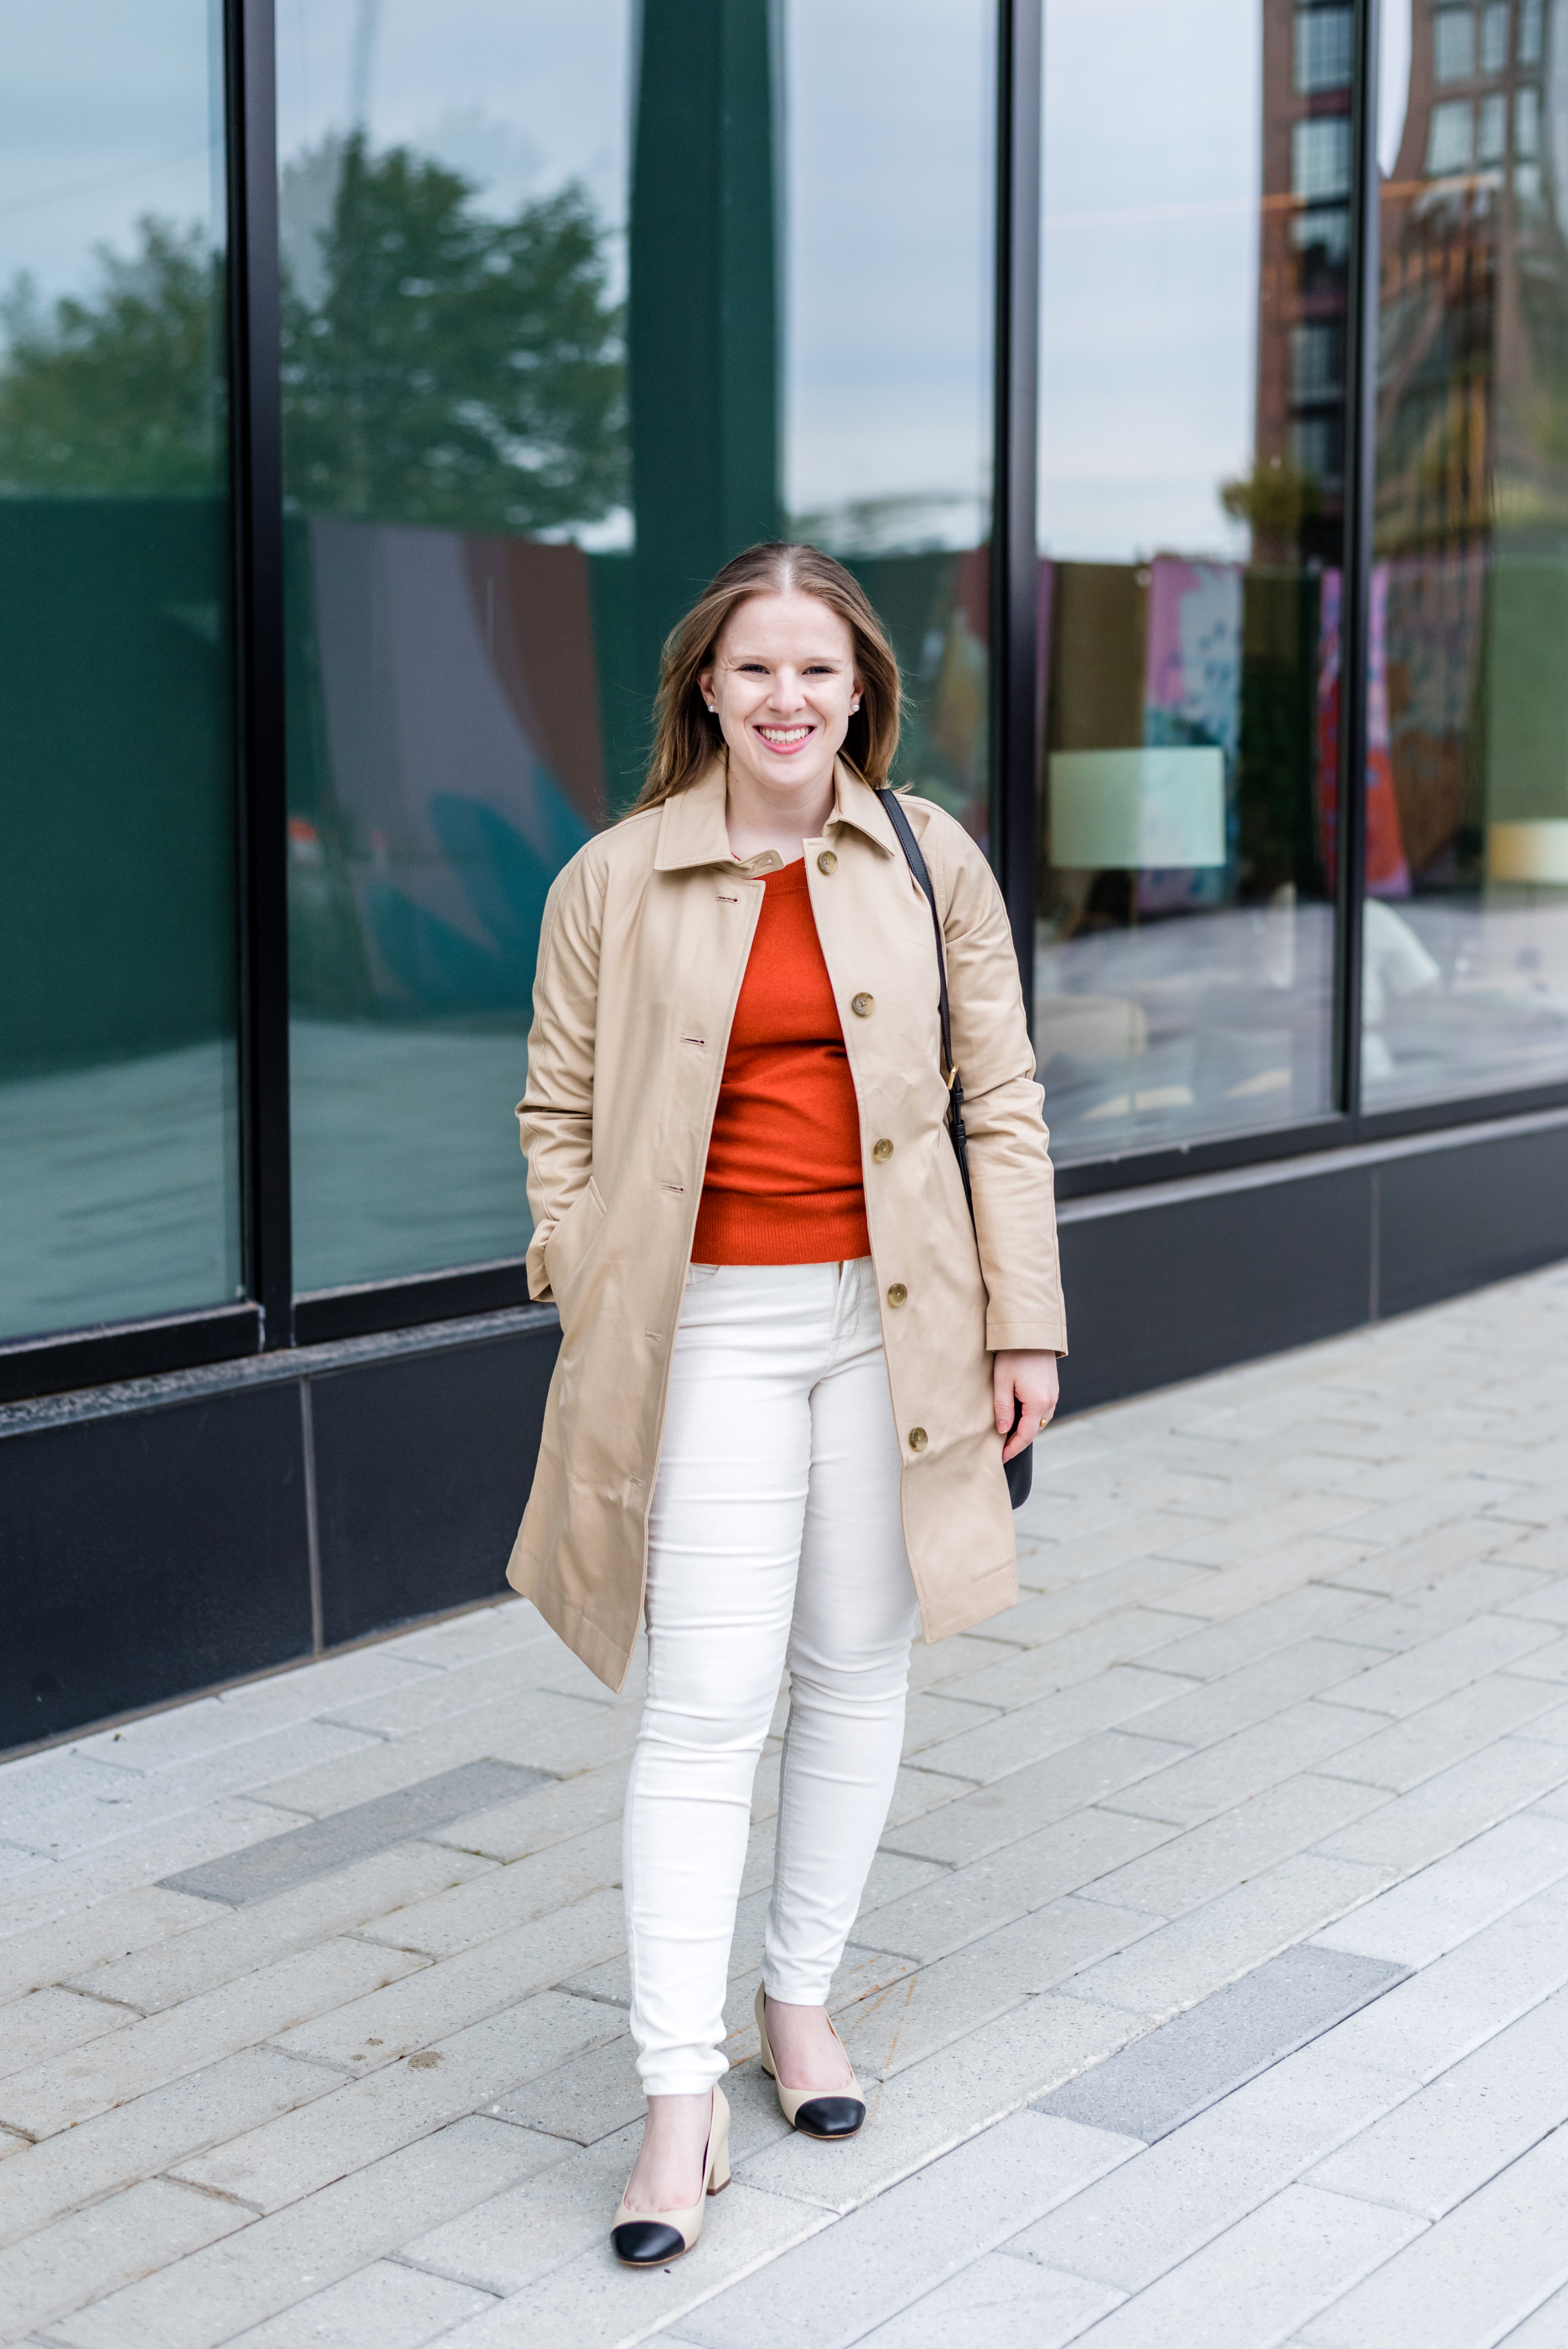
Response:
[278,0,996,1296]
[1368,0,1568,1109]
[3,0,1568,1385]
[0,0,241,1341]
[1036,0,1346,1164]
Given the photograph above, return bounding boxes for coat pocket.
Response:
[542,1176,606,1309]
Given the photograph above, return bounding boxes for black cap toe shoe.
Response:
[791,2093,867,2140]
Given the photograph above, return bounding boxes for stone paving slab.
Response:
[1007,2039,1423,2298]
[850,2250,1122,2348]
[0,2174,248,2342]
[0,1936,425,2139]
[0,2044,347,2251]
[41,2119,550,2349]
[1055,2183,1425,2349]
[2,1259,1566,2348]
[676,2113,1138,2349]
[70,1841,496,2014]
[1036,1945,1408,2143]
[1292,2121,1568,2347]
[157,1763,550,1908]
[222,2259,496,2348]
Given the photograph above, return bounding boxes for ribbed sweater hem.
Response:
[692,1187,871,1267]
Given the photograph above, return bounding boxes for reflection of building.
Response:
[1377,0,1568,889]
[1254,0,1353,564]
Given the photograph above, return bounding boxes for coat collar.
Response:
[653,757,900,873]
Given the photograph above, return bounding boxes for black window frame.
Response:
[5,0,1567,1405]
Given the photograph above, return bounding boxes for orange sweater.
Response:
[693,859,871,1265]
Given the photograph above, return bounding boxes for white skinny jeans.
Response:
[624,1258,920,2097]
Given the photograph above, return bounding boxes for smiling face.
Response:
[699,590,862,806]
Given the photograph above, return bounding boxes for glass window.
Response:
[1477,89,1508,160]
[278,0,996,1295]
[1037,0,1344,1164]
[0,0,240,1342]
[1434,8,1477,81]
[1292,320,1343,401]
[1295,6,1353,94]
[1481,1,1511,73]
[1520,0,1542,63]
[1426,99,1476,172]
[1293,115,1353,199]
[1367,2,1568,1112]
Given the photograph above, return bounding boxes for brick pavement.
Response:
[2,1261,1567,2347]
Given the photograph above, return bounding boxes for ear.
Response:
[697,667,715,709]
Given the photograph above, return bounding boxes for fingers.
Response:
[999,1364,1060,1462]
[992,1355,1015,1438]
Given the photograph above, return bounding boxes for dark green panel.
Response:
[0,497,235,1076]
[629,0,780,700]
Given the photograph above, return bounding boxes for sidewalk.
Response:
[2,1261,1568,2349]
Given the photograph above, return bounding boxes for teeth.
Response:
[760,726,809,742]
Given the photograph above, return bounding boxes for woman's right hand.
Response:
[994,1349,1060,1460]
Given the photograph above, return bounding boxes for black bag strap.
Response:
[875,785,1033,1506]
[877,787,953,1080]
[876,787,973,1219]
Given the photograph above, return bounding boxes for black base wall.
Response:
[5,1109,1567,1754]
[312,1328,559,1648]
[3,1383,312,1751]
[0,1314,561,1756]
[1057,1165,1374,1413]
[1054,1109,1568,1414]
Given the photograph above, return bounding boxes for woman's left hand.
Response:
[994,1350,1060,1461]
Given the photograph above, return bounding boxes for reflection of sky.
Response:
[1038,0,1261,564]
[784,0,994,537]
[5,0,996,545]
[1380,1,1413,175]
[0,0,223,307]
[278,0,993,546]
[276,0,632,258]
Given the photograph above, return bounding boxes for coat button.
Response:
[851,992,874,1017]
[887,1283,908,1307]
[871,1137,893,1162]
[908,1427,928,1452]
[817,849,838,874]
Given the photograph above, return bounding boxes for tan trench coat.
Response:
[506,759,1067,1690]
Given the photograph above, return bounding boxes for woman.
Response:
[507,542,1066,2267]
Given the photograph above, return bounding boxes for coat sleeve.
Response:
[515,845,605,1305]
[924,809,1068,1357]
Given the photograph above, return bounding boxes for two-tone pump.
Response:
[754,1985,866,2139]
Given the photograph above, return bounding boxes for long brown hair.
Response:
[632,542,902,812]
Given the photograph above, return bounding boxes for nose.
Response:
[766,668,807,713]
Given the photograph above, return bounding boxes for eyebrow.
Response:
[724,649,847,663]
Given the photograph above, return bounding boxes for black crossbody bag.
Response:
[876,788,1033,1511]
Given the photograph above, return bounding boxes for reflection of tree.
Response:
[1219,455,1322,541]
[282,134,626,530]
[0,220,223,494]
[0,142,627,536]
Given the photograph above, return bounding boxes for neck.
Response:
[724,758,837,865]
